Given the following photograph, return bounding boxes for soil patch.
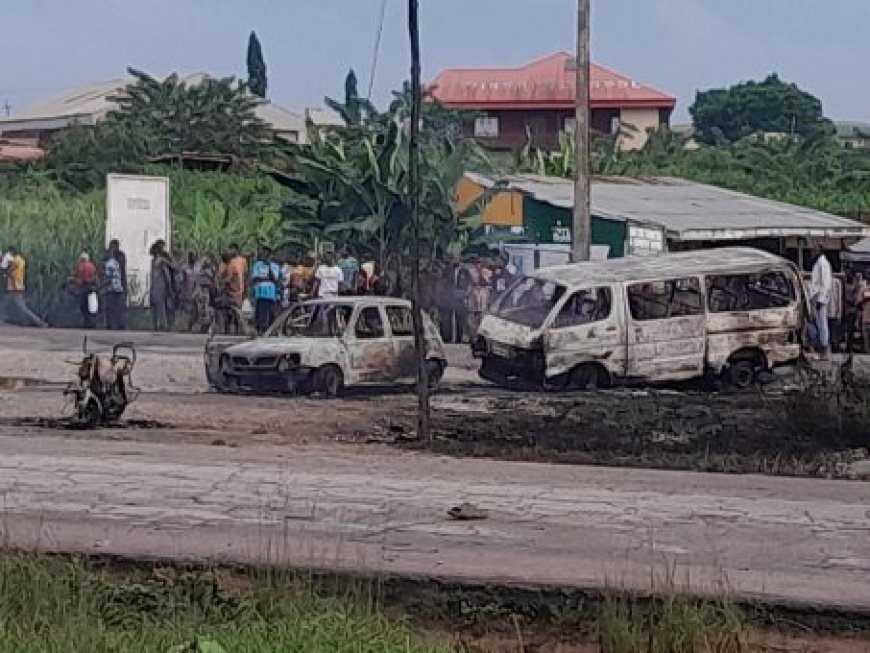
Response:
[391,389,869,478]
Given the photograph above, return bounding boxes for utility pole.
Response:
[408,0,431,441]
[572,0,591,262]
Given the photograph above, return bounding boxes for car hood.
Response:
[224,337,318,357]
[477,315,541,349]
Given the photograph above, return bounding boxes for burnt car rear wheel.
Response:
[426,359,445,390]
[570,363,607,390]
[314,365,344,398]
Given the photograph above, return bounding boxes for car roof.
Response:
[527,247,794,287]
[302,296,412,308]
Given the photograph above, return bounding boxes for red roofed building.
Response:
[430,52,676,152]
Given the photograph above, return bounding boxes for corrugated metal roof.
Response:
[0,73,307,138]
[464,173,870,241]
[431,52,676,110]
[527,247,793,286]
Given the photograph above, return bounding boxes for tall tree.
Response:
[44,68,273,190]
[246,31,268,98]
[690,74,833,144]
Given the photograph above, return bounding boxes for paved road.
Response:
[1,324,870,611]
[0,324,478,392]
[1,433,869,610]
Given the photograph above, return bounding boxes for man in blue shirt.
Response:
[251,245,282,334]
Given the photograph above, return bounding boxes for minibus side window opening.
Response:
[706,272,794,313]
[628,278,703,321]
[553,288,612,328]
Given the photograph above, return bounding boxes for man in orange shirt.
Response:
[69,253,99,329]
[1,245,47,327]
[225,243,248,309]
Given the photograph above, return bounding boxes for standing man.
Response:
[809,245,833,358]
[101,247,126,330]
[107,239,127,295]
[251,245,280,334]
[312,254,343,299]
[467,257,492,338]
[179,252,201,329]
[149,241,175,332]
[1,246,46,327]
[225,243,248,311]
[337,246,360,295]
[827,272,844,352]
[70,253,99,329]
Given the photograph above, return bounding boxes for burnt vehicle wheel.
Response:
[314,365,344,398]
[215,355,236,393]
[426,359,444,390]
[78,399,102,428]
[571,364,606,390]
[724,359,756,389]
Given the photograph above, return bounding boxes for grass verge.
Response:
[0,553,449,652]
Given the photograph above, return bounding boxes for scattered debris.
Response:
[447,502,488,521]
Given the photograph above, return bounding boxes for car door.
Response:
[346,305,397,383]
[543,285,623,379]
[625,277,706,381]
[386,305,417,380]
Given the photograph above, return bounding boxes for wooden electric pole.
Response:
[572,0,591,262]
[408,0,431,441]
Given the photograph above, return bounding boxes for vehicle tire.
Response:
[78,399,101,428]
[571,364,604,390]
[314,365,344,398]
[214,354,232,393]
[426,359,444,391]
[724,359,756,389]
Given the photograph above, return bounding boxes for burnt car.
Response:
[205,297,447,397]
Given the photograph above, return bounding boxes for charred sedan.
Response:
[205,297,446,397]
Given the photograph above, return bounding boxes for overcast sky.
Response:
[1,0,867,122]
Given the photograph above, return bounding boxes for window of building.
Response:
[386,306,413,336]
[706,272,795,313]
[628,278,703,321]
[553,288,612,328]
[474,116,499,138]
[355,307,385,339]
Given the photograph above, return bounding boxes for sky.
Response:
[1,0,868,123]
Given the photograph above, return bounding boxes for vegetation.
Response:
[514,127,870,216]
[0,553,450,652]
[43,68,272,191]
[689,74,833,144]
[246,31,268,99]
[282,72,490,294]
[0,170,295,324]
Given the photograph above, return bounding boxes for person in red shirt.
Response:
[69,253,99,329]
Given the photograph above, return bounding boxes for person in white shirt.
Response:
[313,254,343,299]
[809,245,833,356]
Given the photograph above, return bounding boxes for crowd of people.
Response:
[808,246,870,356]
[6,240,870,353]
[435,253,518,344]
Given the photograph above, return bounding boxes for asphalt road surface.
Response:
[0,324,868,611]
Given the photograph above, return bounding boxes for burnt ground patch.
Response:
[391,388,870,478]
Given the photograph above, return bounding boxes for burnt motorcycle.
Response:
[64,340,138,427]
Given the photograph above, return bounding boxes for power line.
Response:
[367,0,388,100]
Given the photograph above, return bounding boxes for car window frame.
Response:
[385,305,414,337]
[354,305,387,340]
[627,276,705,322]
[551,286,613,330]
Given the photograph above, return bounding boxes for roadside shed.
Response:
[458,173,870,270]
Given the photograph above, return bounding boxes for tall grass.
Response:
[0,553,450,652]
[0,170,292,325]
